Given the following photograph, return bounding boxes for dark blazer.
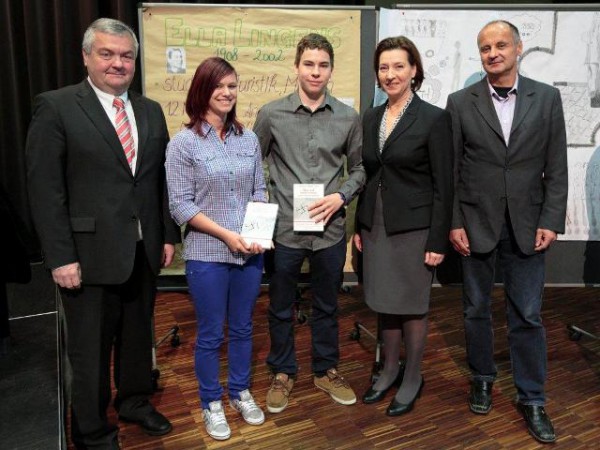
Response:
[26,80,180,284]
[356,94,454,254]
[446,76,568,255]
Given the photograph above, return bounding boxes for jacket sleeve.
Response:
[339,112,366,203]
[538,88,568,233]
[425,110,454,253]
[26,93,79,269]
[157,106,182,245]
[445,93,465,231]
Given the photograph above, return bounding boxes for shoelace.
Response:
[237,396,259,415]
[208,407,227,427]
[329,371,350,388]
[271,376,290,393]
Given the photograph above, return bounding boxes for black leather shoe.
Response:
[469,380,493,414]
[517,404,556,443]
[119,409,173,436]
[385,378,424,417]
[362,363,405,404]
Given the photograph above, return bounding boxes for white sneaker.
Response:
[203,400,231,440]
[230,389,265,425]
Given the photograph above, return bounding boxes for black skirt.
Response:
[361,191,433,315]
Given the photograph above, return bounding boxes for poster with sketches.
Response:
[379,8,600,240]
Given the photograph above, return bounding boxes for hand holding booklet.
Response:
[241,202,278,249]
[293,184,324,232]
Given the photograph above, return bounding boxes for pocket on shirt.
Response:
[236,150,256,158]
[191,151,218,175]
[235,150,258,173]
[194,152,218,163]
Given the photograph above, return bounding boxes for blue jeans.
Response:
[462,221,547,405]
[267,238,346,375]
[186,255,263,409]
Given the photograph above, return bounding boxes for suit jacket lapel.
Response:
[471,79,505,144]
[370,104,386,163]
[381,95,419,153]
[130,91,148,176]
[510,76,535,136]
[76,81,133,176]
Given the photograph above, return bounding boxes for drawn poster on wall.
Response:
[379,8,600,241]
[140,6,362,134]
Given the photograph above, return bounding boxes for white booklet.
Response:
[293,183,324,232]
[241,202,278,249]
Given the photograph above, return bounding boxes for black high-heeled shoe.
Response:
[385,377,424,416]
[362,363,405,404]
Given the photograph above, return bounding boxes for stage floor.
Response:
[2,281,599,449]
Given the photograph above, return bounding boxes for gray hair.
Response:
[478,20,521,46]
[82,18,139,58]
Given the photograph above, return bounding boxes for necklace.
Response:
[379,92,414,152]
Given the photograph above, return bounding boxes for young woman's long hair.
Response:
[185,57,243,136]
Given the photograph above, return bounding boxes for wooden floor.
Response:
[90,286,599,449]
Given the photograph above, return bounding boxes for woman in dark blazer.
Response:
[354,36,453,416]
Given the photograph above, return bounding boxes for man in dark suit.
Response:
[26,18,180,449]
[447,20,567,444]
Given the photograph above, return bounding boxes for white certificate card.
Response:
[293,184,324,232]
[241,202,278,249]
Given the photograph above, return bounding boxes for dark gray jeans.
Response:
[267,237,346,375]
[462,221,547,406]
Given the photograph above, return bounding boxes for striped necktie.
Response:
[113,97,135,168]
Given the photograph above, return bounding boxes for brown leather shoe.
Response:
[266,373,294,413]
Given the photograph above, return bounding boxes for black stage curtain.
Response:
[1,0,363,258]
[1,0,141,258]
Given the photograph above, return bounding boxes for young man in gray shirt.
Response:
[254,33,365,413]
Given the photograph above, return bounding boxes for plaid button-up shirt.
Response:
[166,123,267,265]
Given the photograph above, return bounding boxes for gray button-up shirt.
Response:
[254,91,365,250]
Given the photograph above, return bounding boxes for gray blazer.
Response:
[446,76,568,255]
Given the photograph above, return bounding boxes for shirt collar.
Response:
[487,75,519,99]
[200,120,239,136]
[291,90,334,113]
[87,76,129,104]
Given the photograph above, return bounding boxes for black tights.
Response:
[373,312,427,403]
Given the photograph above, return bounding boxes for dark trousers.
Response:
[462,221,547,405]
[61,242,156,449]
[267,237,346,375]
[186,255,263,409]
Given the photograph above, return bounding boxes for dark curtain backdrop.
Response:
[0,0,363,258]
